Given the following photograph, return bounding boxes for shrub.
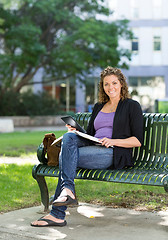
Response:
[0,90,61,116]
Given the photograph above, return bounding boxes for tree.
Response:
[0,0,132,96]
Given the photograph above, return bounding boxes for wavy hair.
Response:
[98,66,130,103]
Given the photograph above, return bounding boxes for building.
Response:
[33,0,168,113]
[108,0,168,112]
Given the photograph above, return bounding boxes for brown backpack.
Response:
[42,133,61,166]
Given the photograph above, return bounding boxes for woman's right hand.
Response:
[66,124,76,132]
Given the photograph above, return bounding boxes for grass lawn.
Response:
[0,131,168,213]
[0,130,65,156]
[0,163,168,213]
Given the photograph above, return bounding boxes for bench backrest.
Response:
[75,113,168,171]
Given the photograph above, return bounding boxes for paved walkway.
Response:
[0,203,168,240]
[0,155,39,165]
[14,126,67,132]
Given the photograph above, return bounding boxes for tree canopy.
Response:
[0,0,132,95]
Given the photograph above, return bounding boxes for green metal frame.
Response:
[32,113,168,211]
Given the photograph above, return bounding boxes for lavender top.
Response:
[94,111,115,139]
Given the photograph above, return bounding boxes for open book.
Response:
[74,131,113,147]
[51,131,100,146]
[51,131,113,147]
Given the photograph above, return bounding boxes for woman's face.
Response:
[103,75,122,100]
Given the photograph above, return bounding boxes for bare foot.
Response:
[31,214,64,227]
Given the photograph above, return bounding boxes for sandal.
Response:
[52,195,78,207]
[31,217,67,227]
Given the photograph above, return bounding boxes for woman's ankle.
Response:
[60,188,75,199]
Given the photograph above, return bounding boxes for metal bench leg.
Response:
[35,175,49,212]
[163,179,168,193]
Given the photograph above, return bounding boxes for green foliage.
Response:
[21,90,59,116]
[0,0,132,95]
[0,17,4,33]
[0,164,43,212]
[158,101,168,113]
[0,90,61,116]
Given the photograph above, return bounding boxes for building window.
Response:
[129,77,151,87]
[129,76,164,87]
[153,36,161,51]
[153,0,162,19]
[131,7,139,19]
[129,77,138,87]
[130,0,139,19]
[131,37,139,52]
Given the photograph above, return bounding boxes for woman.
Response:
[31,66,143,227]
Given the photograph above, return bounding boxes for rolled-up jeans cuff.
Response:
[50,206,67,220]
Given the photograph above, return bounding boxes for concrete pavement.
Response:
[0,155,39,165]
[0,204,168,240]
[14,126,67,132]
[1,129,168,240]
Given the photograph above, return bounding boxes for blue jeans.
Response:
[50,132,113,220]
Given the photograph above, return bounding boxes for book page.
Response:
[51,135,63,146]
[74,131,113,148]
[73,130,101,144]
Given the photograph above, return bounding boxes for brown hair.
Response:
[98,66,130,103]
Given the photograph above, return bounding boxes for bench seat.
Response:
[32,112,168,211]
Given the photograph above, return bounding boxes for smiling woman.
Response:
[95,66,142,149]
[31,66,143,228]
[104,75,121,99]
[98,67,130,103]
[101,75,121,112]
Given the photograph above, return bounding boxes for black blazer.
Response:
[86,98,144,169]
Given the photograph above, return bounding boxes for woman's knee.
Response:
[62,132,77,144]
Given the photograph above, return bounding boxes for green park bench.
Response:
[32,112,168,212]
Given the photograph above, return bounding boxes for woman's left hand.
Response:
[99,137,113,148]
[66,124,76,132]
